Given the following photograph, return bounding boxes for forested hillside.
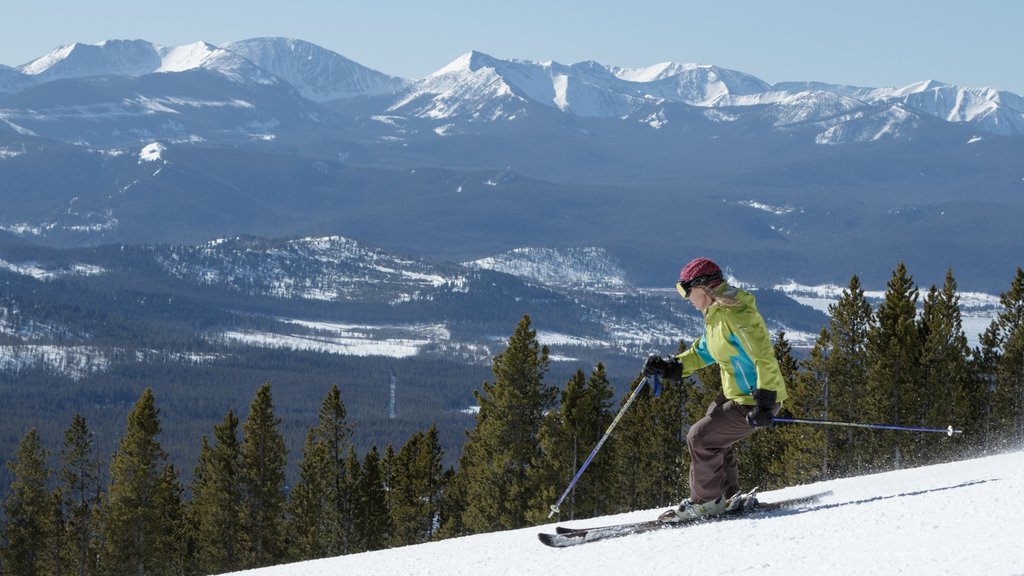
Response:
[1,263,1022,575]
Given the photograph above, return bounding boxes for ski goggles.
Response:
[675,271,723,298]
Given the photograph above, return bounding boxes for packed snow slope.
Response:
[228,449,1024,576]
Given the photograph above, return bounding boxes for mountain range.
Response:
[1,36,1022,294]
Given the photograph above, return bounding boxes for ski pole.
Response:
[773,417,963,436]
[548,375,654,518]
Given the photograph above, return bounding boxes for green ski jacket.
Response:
[674,283,789,406]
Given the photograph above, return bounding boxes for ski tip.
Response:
[538,532,566,547]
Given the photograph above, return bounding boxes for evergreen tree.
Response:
[390,425,445,546]
[99,389,185,576]
[822,275,875,476]
[59,415,102,576]
[239,383,288,568]
[866,262,924,469]
[434,466,466,540]
[1,428,58,576]
[191,410,244,574]
[337,448,361,551]
[287,385,355,560]
[971,324,1002,452]
[614,364,688,513]
[456,315,557,533]
[354,447,392,551]
[791,328,832,480]
[736,331,820,489]
[919,270,975,461]
[531,364,616,521]
[991,267,1024,445]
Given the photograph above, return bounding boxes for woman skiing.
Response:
[642,257,787,522]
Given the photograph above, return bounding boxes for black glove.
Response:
[642,354,682,382]
[746,388,777,428]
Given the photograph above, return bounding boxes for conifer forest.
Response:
[2,264,1024,575]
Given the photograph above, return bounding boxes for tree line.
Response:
[2,263,1023,575]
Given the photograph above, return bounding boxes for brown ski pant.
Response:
[687,395,779,503]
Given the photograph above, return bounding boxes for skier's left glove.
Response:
[746,389,777,427]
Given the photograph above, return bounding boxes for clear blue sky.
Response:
[5,0,1022,94]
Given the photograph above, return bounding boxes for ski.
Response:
[538,490,831,548]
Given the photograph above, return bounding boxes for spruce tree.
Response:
[575,364,616,517]
[99,389,185,576]
[791,328,832,479]
[823,275,875,476]
[59,415,102,576]
[287,385,354,560]
[737,331,820,489]
[613,365,688,513]
[529,365,616,522]
[354,447,392,551]
[239,383,288,568]
[1,428,57,576]
[866,262,924,469]
[971,324,1002,452]
[456,315,557,533]
[528,370,584,522]
[338,447,361,552]
[191,410,244,574]
[919,270,974,461]
[991,267,1024,445]
[390,425,445,546]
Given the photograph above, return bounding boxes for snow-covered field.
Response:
[227,448,1024,576]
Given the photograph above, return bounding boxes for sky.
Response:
[229,449,1024,576]
[3,0,1022,94]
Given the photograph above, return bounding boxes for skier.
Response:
[642,257,788,522]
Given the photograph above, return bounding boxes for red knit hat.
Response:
[677,257,724,296]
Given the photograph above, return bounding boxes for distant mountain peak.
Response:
[155,41,219,73]
[431,50,503,77]
[18,39,160,79]
[223,37,407,101]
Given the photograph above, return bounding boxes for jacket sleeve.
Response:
[674,332,716,377]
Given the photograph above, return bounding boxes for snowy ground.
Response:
[227,448,1024,576]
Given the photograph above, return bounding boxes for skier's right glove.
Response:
[642,354,682,382]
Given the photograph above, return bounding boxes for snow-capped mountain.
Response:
[465,247,630,290]
[223,37,407,101]
[2,37,1023,294]
[2,38,1022,137]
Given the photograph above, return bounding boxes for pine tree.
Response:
[971,324,1002,452]
[287,384,355,560]
[434,466,466,540]
[529,365,616,522]
[354,447,392,551]
[822,275,875,477]
[390,425,445,546]
[919,270,975,461]
[99,389,185,576]
[613,367,688,513]
[1,428,58,576]
[790,328,832,480]
[456,315,557,533]
[737,331,821,489]
[191,410,244,574]
[991,267,1024,445]
[341,447,361,553]
[59,415,102,576]
[239,383,288,568]
[866,262,924,469]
